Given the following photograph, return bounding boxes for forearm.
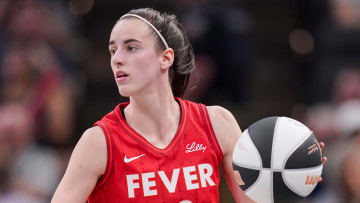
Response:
[222,161,255,203]
[51,172,97,203]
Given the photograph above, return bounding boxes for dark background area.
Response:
[1,0,360,202]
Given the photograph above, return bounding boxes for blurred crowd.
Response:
[0,0,359,202]
[300,0,360,202]
[0,0,81,202]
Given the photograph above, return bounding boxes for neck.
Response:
[128,93,179,118]
[127,82,179,118]
[124,86,181,148]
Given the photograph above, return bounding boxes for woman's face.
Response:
[109,18,164,97]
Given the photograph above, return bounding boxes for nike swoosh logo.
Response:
[124,154,145,163]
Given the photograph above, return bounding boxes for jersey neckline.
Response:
[115,97,187,156]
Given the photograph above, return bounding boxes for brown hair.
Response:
[119,8,195,98]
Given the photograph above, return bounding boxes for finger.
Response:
[319,142,325,149]
[322,156,327,164]
[318,176,323,182]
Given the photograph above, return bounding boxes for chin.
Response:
[117,82,150,98]
[118,89,131,97]
[117,86,137,97]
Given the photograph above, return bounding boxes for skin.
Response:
[51,17,327,203]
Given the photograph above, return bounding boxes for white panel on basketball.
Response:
[233,130,262,169]
[271,117,312,170]
[282,165,323,197]
[246,170,273,203]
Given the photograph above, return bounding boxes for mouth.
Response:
[115,71,129,79]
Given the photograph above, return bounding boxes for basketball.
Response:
[233,117,323,203]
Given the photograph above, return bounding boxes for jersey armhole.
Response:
[93,121,112,187]
[198,104,224,164]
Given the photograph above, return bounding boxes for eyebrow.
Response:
[108,39,141,46]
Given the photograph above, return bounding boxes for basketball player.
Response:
[51,8,326,203]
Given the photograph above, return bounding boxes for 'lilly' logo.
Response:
[185,142,207,153]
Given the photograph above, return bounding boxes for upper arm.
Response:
[206,106,240,156]
[51,126,107,203]
[207,106,254,203]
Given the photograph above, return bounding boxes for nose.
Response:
[111,49,124,68]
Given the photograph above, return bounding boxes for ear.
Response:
[160,48,174,71]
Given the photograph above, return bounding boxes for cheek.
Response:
[132,53,160,78]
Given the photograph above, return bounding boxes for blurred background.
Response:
[0,0,359,202]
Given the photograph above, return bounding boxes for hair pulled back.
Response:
[119,8,195,98]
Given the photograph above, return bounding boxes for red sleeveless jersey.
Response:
[88,98,223,203]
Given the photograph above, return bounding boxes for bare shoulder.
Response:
[81,126,106,146]
[206,106,237,124]
[206,106,242,156]
[73,126,107,176]
[206,105,241,134]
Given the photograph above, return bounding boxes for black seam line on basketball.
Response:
[232,164,323,172]
[281,131,313,169]
[270,117,280,170]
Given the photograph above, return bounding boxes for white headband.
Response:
[120,14,169,49]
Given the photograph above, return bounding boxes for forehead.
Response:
[110,18,154,44]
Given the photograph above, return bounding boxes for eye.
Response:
[109,49,116,56]
[127,45,137,52]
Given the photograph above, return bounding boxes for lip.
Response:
[115,70,129,82]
